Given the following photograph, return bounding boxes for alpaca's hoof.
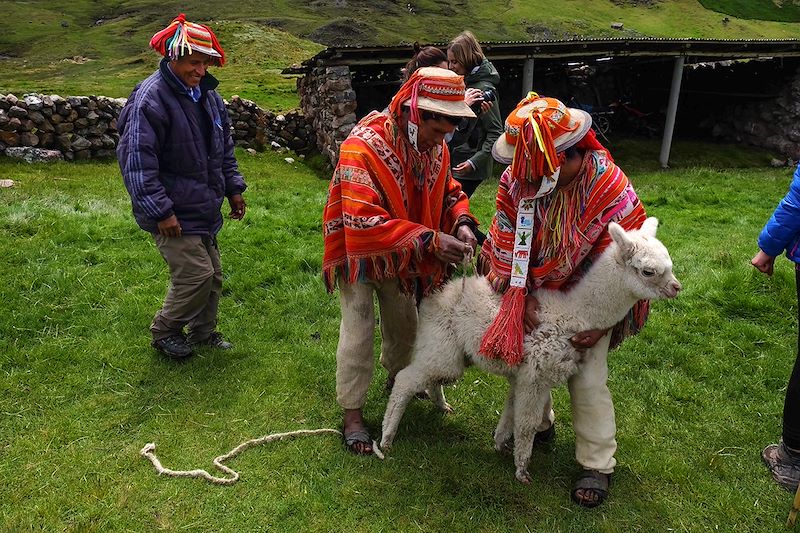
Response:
[495,437,513,455]
[515,468,532,484]
[441,402,454,414]
[379,437,393,451]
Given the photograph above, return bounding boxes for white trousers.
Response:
[538,331,617,474]
[335,279,418,410]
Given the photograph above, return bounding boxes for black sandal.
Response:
[571,469,611,508]
[343,428,373,456]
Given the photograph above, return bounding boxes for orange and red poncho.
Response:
[322,111,477,296]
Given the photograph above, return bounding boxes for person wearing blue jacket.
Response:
[752,163,800,490]
[117,14,247,359]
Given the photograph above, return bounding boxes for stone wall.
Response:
[0,92,315,161]
[297,65,357,165]
[704,66,800,160]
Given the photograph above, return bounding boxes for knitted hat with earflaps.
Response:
[150,13,226,66]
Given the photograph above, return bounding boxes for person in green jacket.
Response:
[446,31,504,202]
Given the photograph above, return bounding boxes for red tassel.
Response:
[479,286,526,366]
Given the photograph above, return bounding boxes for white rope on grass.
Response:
[140,429,384,485]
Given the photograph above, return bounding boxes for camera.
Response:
[470,89,496,115]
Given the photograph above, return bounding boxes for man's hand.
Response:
[751,249,775,276]
[524,294,540,334]
[570,328,609,350]
[228,194,246,220]
[436,232,473,264]
[452,161,474,177]
[456,224,477,252]
[157,214,182,237]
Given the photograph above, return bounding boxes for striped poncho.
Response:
[479,149,649,347]
[323,111,476,296]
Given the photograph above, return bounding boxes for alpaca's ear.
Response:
[640,217,659,238]
[609,222,634,257]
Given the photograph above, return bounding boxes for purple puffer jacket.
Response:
[117,60,246,235]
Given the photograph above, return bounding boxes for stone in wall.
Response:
[5,147,63,163]
[710,66,800,160]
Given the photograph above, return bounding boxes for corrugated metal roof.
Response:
[283,37,800,74]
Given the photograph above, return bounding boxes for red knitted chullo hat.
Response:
[149,14,226,66]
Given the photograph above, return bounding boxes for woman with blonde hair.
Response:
[446,31,503,205]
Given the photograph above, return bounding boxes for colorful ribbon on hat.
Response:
[507,94,580,185]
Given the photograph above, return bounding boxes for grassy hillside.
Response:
[700,0,800,23]
[2,1,800,108]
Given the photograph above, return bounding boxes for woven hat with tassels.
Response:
[149,14,226,66]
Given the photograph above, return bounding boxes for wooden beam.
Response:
[522,59,534,98]
[659,56,685,169]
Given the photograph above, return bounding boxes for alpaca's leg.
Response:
[425,341,467,413]
[411,322,465,414]
[380,364,431,450]
[512,383,548,484]
[428,384,453,413]
[381,298,468,449]
[494,378,516,452]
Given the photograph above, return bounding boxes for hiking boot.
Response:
[192,331,233,350]
[762,441,800,491]
[151,334,193,359]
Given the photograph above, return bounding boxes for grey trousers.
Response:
[151,234,223,344]
[335,279,418,410]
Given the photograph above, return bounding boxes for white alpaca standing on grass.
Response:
[380,217,681,483]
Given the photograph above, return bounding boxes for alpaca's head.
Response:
[608,217,681,301]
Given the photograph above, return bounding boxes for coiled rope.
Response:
[141,428,384,485]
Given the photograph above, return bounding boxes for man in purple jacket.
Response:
[117,14,247,359]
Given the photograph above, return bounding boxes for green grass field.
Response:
[1,144,799,531]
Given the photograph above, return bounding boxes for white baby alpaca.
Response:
[380,217,681,483]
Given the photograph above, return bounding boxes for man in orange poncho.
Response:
[322,67,479,455]
[479,94,649,508]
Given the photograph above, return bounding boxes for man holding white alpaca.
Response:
[479,94,650,507]
[322,68,479,455]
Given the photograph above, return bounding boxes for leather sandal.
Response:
[343,428,373,456]
[571,469,611,508]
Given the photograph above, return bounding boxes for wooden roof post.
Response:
[659,55,685,169]
[522,58,535,99]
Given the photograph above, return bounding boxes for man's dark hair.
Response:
[419,109,462,126]
[563,145,581,160]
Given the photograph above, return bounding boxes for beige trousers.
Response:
[335,279,418,410]
[537,331,617,474]
[151,234,223,344]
